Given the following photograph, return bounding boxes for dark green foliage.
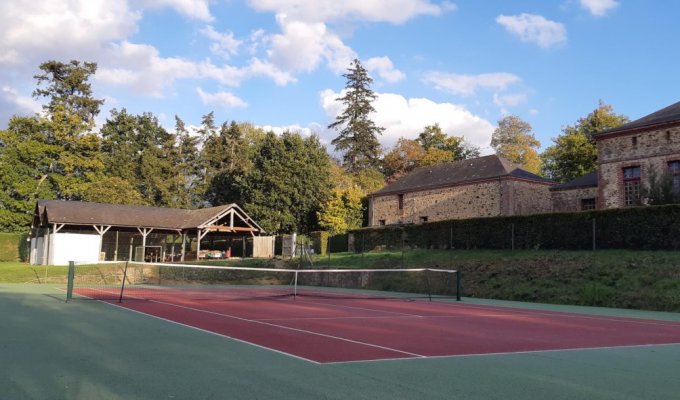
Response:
[644,166,680,205]
[33,60,104,128]
[0,233,27,262]
[542,101,629,182]
[329,59,384,172]
[352,205,680,251]
[225,131,332,234]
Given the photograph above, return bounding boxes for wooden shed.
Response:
[30,200,268,265]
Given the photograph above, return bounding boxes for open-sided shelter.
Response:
[30,200,265,265]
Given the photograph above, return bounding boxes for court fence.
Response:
[341,204,680,254]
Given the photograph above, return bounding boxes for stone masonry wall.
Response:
[551,187,598,212]
[503,180,554,215]
[369,179,554,226]
[369,181,501,226]
[598,125,680,208]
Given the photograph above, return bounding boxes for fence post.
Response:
[361,232,365,268]
[511,223,515,251]
[592,217,597,251]
[401,228,405,269]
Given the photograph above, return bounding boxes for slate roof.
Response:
[34,200,261,231]
[597,100,680,137]
[549,170,598,191]
[371,155,555,196]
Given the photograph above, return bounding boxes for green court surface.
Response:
[2,284,680,400]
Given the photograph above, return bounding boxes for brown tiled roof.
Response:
[35,200,260,231]
[371,155,555,196]
[597,100,680,137]
[549,170,598,191]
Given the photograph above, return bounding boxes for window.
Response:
[419,216,428,223]
[668,161,680,192]
[623,166,641,206]
[378,219,386,226]
[631,136,637,146]
[580,198,596,211]
[397,194,404,210]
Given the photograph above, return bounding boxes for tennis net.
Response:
[66,261,461,303]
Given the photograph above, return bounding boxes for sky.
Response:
[1,0,679,155]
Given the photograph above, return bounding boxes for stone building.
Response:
[368,155,555,226]
[550,171,598,212]
[596,101,680,208]
[552,100,680,211]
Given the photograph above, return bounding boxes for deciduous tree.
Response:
[541,101,629,182]
[491,115,541,173]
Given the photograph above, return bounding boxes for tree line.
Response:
[0,59,637,234]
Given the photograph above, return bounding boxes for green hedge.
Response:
[0,232,28,262]
[351,205,680,251]
[310,231,329,256]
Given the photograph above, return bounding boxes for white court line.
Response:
[450,302,680,327]
[144,298,426,359]
[325,342,680,365]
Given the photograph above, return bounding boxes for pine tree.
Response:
[329,59,384,173]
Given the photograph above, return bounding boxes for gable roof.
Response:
[549,170,598,191]
[597,100,680,138]
[371,155,554,196]
[34,200,264,233]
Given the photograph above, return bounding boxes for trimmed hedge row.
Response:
[351,205,680,251]
[0,232,29,262]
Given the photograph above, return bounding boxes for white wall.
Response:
[49,233,101,266]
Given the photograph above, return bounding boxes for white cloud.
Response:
[258,124,314,137]
[493,92,528,107]
[0,0,140,65]
[423,71,521,95]
[496,13,567,48]
[0,85,42,123]
[364,57,405,83]
[580,0,619,17]
[248,0,447,24]
[98,41,200,96]
[320,89,495,151]
[196,87,247,109]
[136,0,213,21]
[200,26,242,59]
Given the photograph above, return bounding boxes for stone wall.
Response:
[597,125,680,208]
[502,180,554,215]
[369,178,553,226]
[551,187,598,212]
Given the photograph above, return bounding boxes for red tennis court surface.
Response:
[82,289,680,364]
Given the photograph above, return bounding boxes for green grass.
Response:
[0,262,69,283]
[305,249,680,312]
[4,249,680,311]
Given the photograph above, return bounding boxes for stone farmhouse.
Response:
[552,100,680,211]
[367,155,555,226]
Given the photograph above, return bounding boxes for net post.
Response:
[118,261,129,303]
[66,261,75,302]
[425,270,432,302]
[293,270,298,299]
[455,269,462,301]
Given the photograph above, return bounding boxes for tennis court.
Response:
[67,262,680,364]
[4,281,680,400]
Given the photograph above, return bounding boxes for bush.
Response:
[351,204,680,251]
[0,232,28,262]
[310,231,330,256]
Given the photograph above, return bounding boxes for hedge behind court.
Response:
[352,205,680,251]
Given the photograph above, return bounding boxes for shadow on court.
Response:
[2,284,680,400]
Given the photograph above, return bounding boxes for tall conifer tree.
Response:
[329,59,384,173]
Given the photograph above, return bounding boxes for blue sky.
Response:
[1,0,678,154]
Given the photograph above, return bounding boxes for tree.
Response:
[226,131,332,233]
[33,60,104,129]
[100,109,177,206]
[542,101,629,182]
[329,59,384,172]
[644,166,680,205]
[491,115,541,173]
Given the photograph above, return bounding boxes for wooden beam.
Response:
[205,226,258,233]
